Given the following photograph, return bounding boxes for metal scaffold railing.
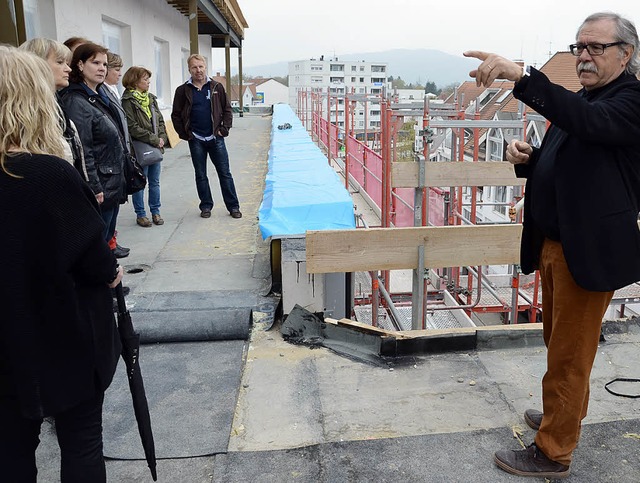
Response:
[297,86,545,330]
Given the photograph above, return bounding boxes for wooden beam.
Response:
[392,161,525,188]
[306,224,522,273]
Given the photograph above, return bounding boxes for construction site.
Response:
[265,66,640,338]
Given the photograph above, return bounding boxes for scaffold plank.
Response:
[392,161,526,188]
[306,224,522,273]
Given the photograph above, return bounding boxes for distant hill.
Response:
[239,49,480,89]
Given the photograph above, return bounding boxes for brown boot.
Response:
[494,443,570,478]
[524,409,543,430]
[136,216,152,227]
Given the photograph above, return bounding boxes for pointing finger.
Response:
[463,50,490,61]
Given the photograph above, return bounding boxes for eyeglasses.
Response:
[569,41,626,56]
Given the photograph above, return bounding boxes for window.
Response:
[351,65,357,71]
[371,65,386,73]
[330,64,344,71]
[360,66,365,72]
[311,76,323,83]
[370,110,381,116]
[372,77,385,84]
[370,121,381,128]
[351,77,356,82]
[23,0,42,38]
[330,76,344,83]
[494,186,509,216]
[181,48,190,82]
[154,38,170,107]
[359,77,365,83]
[102,19,122,54]
[311,64,323,71]
[359,88,365,93]
[371,88,382,94]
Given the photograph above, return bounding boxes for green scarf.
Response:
[130,89,151,119]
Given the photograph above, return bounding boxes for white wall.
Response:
[256,79,288,106]
[40,0,211,114]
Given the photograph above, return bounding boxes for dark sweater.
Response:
[0,153,121,418]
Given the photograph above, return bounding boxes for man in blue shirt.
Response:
[171,54,241,219]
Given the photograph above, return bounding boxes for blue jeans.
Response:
[132,162,161,218]
[0,392,107,483]
[188,137,239,212]
[101,204,119,242]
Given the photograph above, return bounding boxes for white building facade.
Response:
[288,58,391,131]
[253,78,288,107]
[10,0,247,115]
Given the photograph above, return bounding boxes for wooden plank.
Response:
[325,317,410,338]
[306,224,522,273]
[164,120,182,148]
[392,161,526,188]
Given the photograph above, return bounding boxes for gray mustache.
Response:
[578,62,598,73]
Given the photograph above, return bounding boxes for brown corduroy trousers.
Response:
[534,239,613,466]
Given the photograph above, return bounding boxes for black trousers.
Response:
[0,391,106,483]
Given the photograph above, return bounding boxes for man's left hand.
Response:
[463,51,525,87]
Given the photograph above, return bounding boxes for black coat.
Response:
[0,154,121,419]
[514,68,640,291]
[171,79,233,141]
[60,82,127,208]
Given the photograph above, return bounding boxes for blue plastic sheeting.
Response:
[258,104,355,239]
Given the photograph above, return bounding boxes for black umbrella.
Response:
[114,283,157,481]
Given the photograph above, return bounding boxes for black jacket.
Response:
[0,154,120,419]
[171,79,233,141]
[514,68,640,291]
[60,83,127,207]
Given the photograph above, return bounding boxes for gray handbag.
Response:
[132,107,163,167]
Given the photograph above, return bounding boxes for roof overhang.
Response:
[166,0,248,48]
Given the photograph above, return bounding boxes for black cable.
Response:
[604,378,640,398]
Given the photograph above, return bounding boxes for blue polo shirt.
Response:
[190,82,213,138]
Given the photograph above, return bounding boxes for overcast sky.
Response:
[212,1,640,76]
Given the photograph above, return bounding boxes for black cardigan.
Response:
[0,153,121,418]
[514,68,640,291]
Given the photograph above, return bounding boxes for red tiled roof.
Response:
[502,51,581,114]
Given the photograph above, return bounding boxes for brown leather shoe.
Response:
[136,216,152,227]
[230,209,242,219]
[494,443,570,478]
[152,214,164,225]
[524,409,543,430]
[200,209,211,218]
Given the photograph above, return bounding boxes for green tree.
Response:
[391,76,406,89]
[396,121,417,160]
[424,81,440,95]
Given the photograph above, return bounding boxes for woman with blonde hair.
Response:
[101,51,132,258]
[121,66,168,227]
[0,45,123,482]
[19,37,91,185]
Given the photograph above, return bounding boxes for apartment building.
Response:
[288,57,391,131]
